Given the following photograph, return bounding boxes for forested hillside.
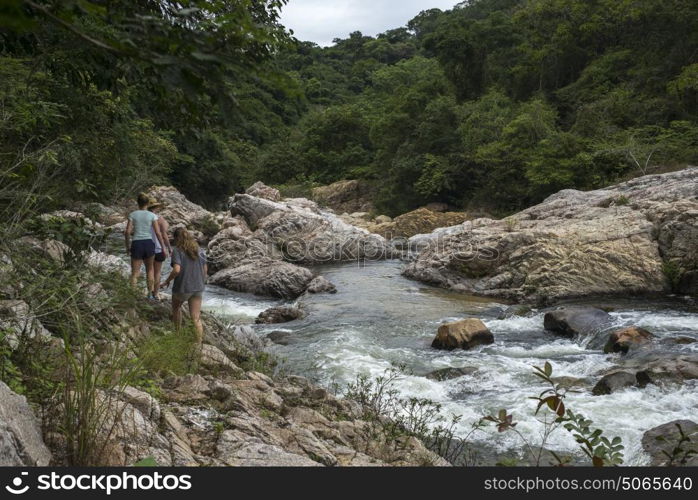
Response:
[2,0,698,217]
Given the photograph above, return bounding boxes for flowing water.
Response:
[202,259,698,466]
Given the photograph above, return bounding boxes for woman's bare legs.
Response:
[187,294,204,345]
[172,296,185,331]
[143,256,155,297]
[152,259,163,298]
[130,258,143,288]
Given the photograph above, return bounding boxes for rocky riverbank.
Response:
[404,168,698,305]
[2,172,697,467]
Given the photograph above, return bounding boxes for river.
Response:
[203,259,698,466]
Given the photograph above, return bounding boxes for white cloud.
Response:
[280,0,461,47]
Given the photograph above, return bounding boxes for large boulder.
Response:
[0,381,52,466]
[641,420,698,466]
[544,307,614,340]
[311,179,374,214]
[403,168,698,303]
[604,327,654,354]
[432,318,494,350]
[209,259,314,299]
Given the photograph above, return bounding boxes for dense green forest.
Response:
[2,0,698,217]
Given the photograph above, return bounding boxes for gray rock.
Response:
[425,367,478,381]
[199,344,244,377]
[306,276,337,294]
[267,331,293,346]
[592,371,642,395]
[403,168,698,302]
[544,307,614,340]
[246,181,281,202]
[0,381,52,466]
[209,259,314,299]
[216,432,322,467]
[641,420,698,466]
[256,305,305,324]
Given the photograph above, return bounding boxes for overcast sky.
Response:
[280,0,462,47]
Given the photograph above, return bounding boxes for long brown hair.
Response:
[173,227,199,260]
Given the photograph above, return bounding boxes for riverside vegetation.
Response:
[0,0,697,467]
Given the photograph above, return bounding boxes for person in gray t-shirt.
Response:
[161,228,208,344]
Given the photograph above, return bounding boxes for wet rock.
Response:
[425,366,478,381]
[404,168,698,302]
[306,276,337,294]
[677,270,698,295]
[209,259,314,299]
[604,326,654,354]
[246,181,281,202]
[256,305,305,324]
[0,381,52,466]
[618,352,698,382]
[669,336,697,345]
[432,318,494,351]
[592,371,650,395]
[642,420,698,466]
[266,330,293,345]
[544,307,614,339]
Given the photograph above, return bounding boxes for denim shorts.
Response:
[130,239,155,260]
[154,251,167,263]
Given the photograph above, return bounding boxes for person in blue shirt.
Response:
[124,193,167,296]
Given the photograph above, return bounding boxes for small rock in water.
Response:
[431,318,494,351]
[306,276,337,294]
[604,326,654,354]
[267,331,293,346]
[592,370,650,395]
[425,366,478,381]
[256,306,305,324]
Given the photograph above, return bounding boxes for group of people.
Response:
[124,193,207,343]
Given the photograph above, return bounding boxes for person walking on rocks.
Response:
[161,227,207,344]
[125,193,167,295]
[148,198,171,300]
